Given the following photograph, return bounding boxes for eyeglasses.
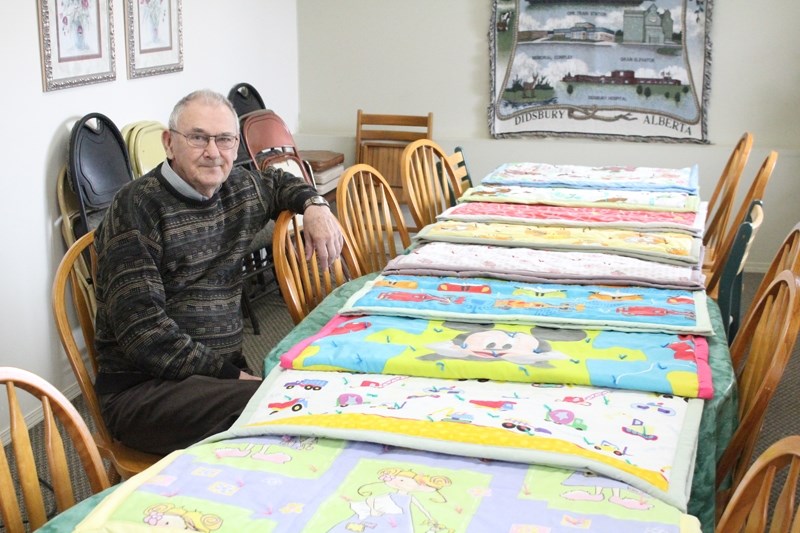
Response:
[170,129,238,151]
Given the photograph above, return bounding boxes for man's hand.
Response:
[239,370,262,381]
[301,205,344,270]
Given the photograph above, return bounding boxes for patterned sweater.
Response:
[93,163,318,394]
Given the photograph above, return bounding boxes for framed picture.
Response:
[37,0,116,92]
[124,0,183,79]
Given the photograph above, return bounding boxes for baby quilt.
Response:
[415,221,703,267]
[437,201,707,235]
[75,434,701,532]
[340,275,713,335]
[385,242,706,290]
[481,162,700,195]
[228,368,703,512]
[279,313,713,399]
[459,185,700,212]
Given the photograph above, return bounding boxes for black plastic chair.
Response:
[228,83,267,168]
[68,113,134,239]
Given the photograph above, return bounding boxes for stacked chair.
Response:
[120,120,167,177]
[0,366,111,532]
[228,82,267,169]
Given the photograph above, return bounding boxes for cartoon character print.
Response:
[328,467,453,532]
[560,471,653,511]
[421,322,585,367]
[143,503,223,531]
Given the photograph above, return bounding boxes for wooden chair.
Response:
[272,210,363,324]
[705,151,778,298]
[400,138,465,230]
[750,222,800,311]
[355,110,433,202]
[703,133,753,272]
[52,231,162,482]
[716,435,800,532]
[336,164,411,274]
[0,366,110,532]
[711,200,764,343]
[446,146,474,193]
[715,270,800,518]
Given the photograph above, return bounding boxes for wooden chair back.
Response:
[705,150,777,297]
[703,132,753,271]
[355,110,433,201]
[336,164,411,274]
[751,221,800,310]
[0,367,110,532]
[711,200,764,343]
[400,139,465,230]
[52,231,161,481]
[715,270,800,516]
[272,210,363,324]
[446,146,473,193]
[716,435,800,532]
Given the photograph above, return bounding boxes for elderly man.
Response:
[92,89,342,454]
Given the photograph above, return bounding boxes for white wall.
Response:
[0,1,298,434]
[295,0,800,272]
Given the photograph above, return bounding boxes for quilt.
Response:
[416,221,702,266]
[384,242,706,290]
[340,275,713,335]
[481,163,699,195]
[489,0,712,143]
[437,201,706,235]
[75,433,701,532]
[227,368,703,512]
[459,185,700,212]
[279,313,713,399]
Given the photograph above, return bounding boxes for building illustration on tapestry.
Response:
[490,0,711,143]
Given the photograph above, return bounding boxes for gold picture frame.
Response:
[37,0,116,92]
[124,0,183,79]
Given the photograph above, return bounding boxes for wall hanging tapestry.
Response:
[490,0,712,143]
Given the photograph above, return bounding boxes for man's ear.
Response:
[162,129,173,159]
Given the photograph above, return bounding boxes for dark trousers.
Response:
[99,375,261,455]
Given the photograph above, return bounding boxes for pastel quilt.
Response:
[481,162,700,195]
[385,242,706,290]
[438,201,707,235]
[460,185,700,212]
[75,433,700,532]
[416,221,703,267]
[340,275,713,335]
[280,313,713,399]
[227,368,703,512]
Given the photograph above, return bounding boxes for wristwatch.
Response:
[302,195,330,212]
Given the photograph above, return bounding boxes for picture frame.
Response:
[37,0,116,92]
[124,0,183,79]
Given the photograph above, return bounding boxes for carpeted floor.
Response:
[3,272,798,530]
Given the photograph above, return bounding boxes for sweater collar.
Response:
[161,160,220,201]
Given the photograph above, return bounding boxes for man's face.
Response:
[162,100,239,197]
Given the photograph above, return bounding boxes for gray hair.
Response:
[168,89,239,133]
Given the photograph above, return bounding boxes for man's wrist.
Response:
[302,195,330,212]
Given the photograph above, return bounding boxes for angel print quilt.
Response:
[481,162,699,195]
[340,275,713,335]
[385,242,705,290]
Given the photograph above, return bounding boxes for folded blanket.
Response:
[340,275,713,335]
[228,368,703,512]
[415,220,702,267]
[438,201,707,235]
[460,185,701,212]
[481,162,700,195]
[280,313,713,399]
[385,242,706,290]
[75,434,700,532]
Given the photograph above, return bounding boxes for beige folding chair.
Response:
[716,435,800,532]
[715,270,800,518]
[0,367,110,532]
[272,210,363,324]
[337,164,411,274]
